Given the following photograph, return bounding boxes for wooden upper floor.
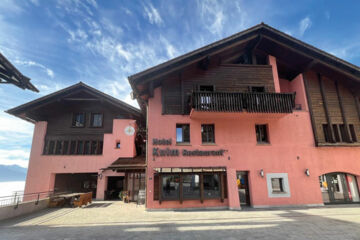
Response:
[7,82,145,155]
[129,23,360,147]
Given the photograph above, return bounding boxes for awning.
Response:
[102,156,146,171]
[153,167,226,173]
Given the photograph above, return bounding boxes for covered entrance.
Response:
[54,173,97,198]
[236,171,250,206]
[319,173,360,204]
[103,156,146,202]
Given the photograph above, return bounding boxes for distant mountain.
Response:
[0,165,27,182]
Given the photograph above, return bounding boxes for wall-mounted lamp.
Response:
[305,169,310,176]
[260,169,264,178]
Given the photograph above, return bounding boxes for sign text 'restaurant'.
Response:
[152,148,226,157]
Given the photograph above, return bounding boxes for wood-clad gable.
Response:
[305,71,360,145]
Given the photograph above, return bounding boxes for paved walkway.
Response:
[1,202,360,240]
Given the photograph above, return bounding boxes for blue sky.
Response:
[0,0,360,168]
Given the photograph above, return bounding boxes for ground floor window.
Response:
[266,173,290,198]
[182,174,200,199]
[203,174,220,199]
[162,175,180,200]
[319,173,360,203]
[154,172,226,203]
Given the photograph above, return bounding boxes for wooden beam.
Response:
[354,95,360,121]
[335,81,352,142]
[318,74,336,142]
[262,35,360,82]
[135,35,259,85]
[302,73,319,146]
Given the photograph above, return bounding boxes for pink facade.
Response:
[24,119,137,200]
[146,73,360,209]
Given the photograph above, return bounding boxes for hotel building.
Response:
[7,23,360,209]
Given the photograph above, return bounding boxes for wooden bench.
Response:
[73,192,92,208]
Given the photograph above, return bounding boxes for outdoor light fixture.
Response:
[260,169,264,178]
[305,169,310,176]
[98,172,103,179]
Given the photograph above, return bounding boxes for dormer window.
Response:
[72,113,85,127]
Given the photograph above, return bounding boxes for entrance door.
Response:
[319,173,359,204]
[236,171,250,206]
[106,176,124,200]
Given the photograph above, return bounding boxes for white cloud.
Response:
[299,17,312,36]
[14,60,55,78]
[0,149,30,168]
[143,2,163,26]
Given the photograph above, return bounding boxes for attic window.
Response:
[72,113,85,127]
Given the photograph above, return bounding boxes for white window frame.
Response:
[266,173,291,198]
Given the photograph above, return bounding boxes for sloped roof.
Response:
[103,156,146,170]
[6,82,142,122]
[129,22,360,90]
[0,52,38,92]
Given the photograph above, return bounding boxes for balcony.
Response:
[190,91,296,118]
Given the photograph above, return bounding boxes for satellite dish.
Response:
[124,126,135,136]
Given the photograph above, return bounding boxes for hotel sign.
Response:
[152,138,227,157]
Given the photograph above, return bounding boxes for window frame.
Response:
[255,124,269,144]
[266,173,291,198]
[201,124,215,144]
[176,124,190,144]
[90,113,104,128]
[72,112,86,128]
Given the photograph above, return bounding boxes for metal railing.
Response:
[191,91,296,113]
[0,190,54,208]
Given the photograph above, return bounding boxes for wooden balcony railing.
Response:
[191,92,296,113]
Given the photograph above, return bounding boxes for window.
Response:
[271,178,284,193]
[266,173,290,198]
[249,86,265,93]
[84,141,90,155]
[176,124,190,143]
[332,124,341,142]
[115,141,121,149]
[70,141,76,154]
[162,175,180,200]
[203,174,220,199]
[255,124,268,143]
[201,124,215,143]
[91,141,98,154]
[63,141,69,155]
[339,124,350,142]
[72,113,85,127]
[43,141,49,155]
[182,174,200,199]
[91,113,103,127]
[323,124,332,143]
[48,141,55,155]
[77,141,84,154]
[349,124,357,142]
[98,141,103,154]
